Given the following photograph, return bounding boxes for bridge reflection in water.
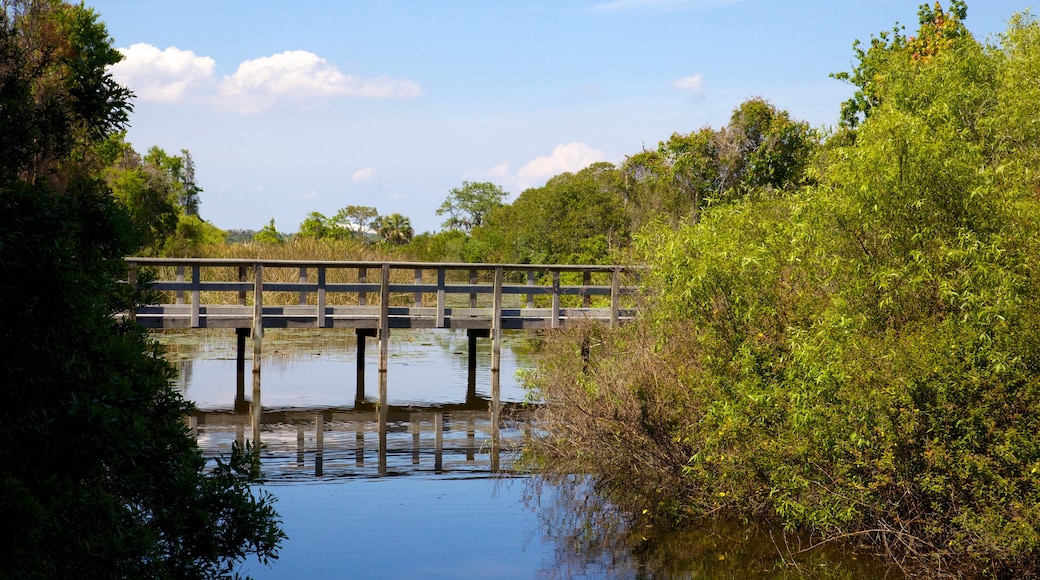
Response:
[189,403,534,480]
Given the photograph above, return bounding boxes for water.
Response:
[157,328,899,578]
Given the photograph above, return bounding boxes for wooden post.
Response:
[297,424,305,468]
[355,424,365,467]
[466,414,475,461]
[238,266,247,306]
[317,267,326,328]
[235,328,249,413]
[190,264,201,328]
[176,265,185,304]
[358,267,367,306]
[299,267,308,305]
[378,264,390,477]
[411,414,421,466]
[413,268,423,306]
[526,270,535,309]
[127,263,138,322]
[434,411,443,473]
[355,329,376,404]
[492,267,503,374]
[582,270,592,308]
[551,270,561,329]
[251,263,263,444]
[611,267,620,327]
[491,266,502,473]
[315,412,325,478]
[469,268,478,308]
[436,268,446,328]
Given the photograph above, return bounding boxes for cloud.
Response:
[672,74,705,99]
[590,0,744,12]
[217,50,422,112]
[352,167,377,183]
[110,44,422,112]
[517,143,609,189]
[486,163,511,178]
[111,43,215,103]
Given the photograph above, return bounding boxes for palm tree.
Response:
[375,213,414,245]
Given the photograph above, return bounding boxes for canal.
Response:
[157,328,899,579]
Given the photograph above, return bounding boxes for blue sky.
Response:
[92,0,1031,233]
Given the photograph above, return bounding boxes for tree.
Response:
[374,212,414,245]
[831,1,969,128]
[253,217,284,244]
[333,204,379,240]
[478,162,629,264]
[0,2,283,576]
[621,98,816,224]
[436,181,508,233]
[297,211,335,240]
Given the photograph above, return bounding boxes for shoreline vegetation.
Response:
[522,3,1040,577]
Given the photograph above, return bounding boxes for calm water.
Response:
[157,329,899,579]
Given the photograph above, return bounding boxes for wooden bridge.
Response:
[124,258,640,446]
[124,258,638,332]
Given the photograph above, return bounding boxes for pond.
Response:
[157,328,899,579]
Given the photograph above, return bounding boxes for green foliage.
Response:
[253,218,284,244]
[529,5,1040,576]
[436,180,508,233]
[832,1,971,129]
[477,162,629,264]
[0,3,283,575]
[621,98,816,225]
[333,204,379,240]
[374,212,414,245]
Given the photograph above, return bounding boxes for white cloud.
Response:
[672,74,705,98]
[486,163,511,178]
[111,43,215,103]
[110,44,422,113]
[590,0,744,12]
[352,167,377,183]
[217,50,422,113]
[517,143,609,189]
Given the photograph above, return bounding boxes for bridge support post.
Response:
[491,267,503,470]
[355,328,376,404]
[466,329,489,403]
[250,264,263,445]
[378,264,390,477]
[235,328,250,413]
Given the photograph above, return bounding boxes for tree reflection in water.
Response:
[525,474,903,579]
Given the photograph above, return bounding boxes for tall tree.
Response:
[436,181,508,233]
[0,2,283,576]
[333,204,379,239]
[375,212,414,245]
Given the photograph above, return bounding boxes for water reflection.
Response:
[191,405,533,480]
[161,329,898,578]
[524,475,902,579]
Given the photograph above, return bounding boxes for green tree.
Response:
[831,0,969,128]
[621,98,815,224]
[253,217,284,244]
[374,212,414,245]
[0,3,284,576]
[436,181,508,233]
[479,162,628,264]
[297,211,336,240]
[333,204,378,240]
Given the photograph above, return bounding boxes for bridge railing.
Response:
[124,258,640,330]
